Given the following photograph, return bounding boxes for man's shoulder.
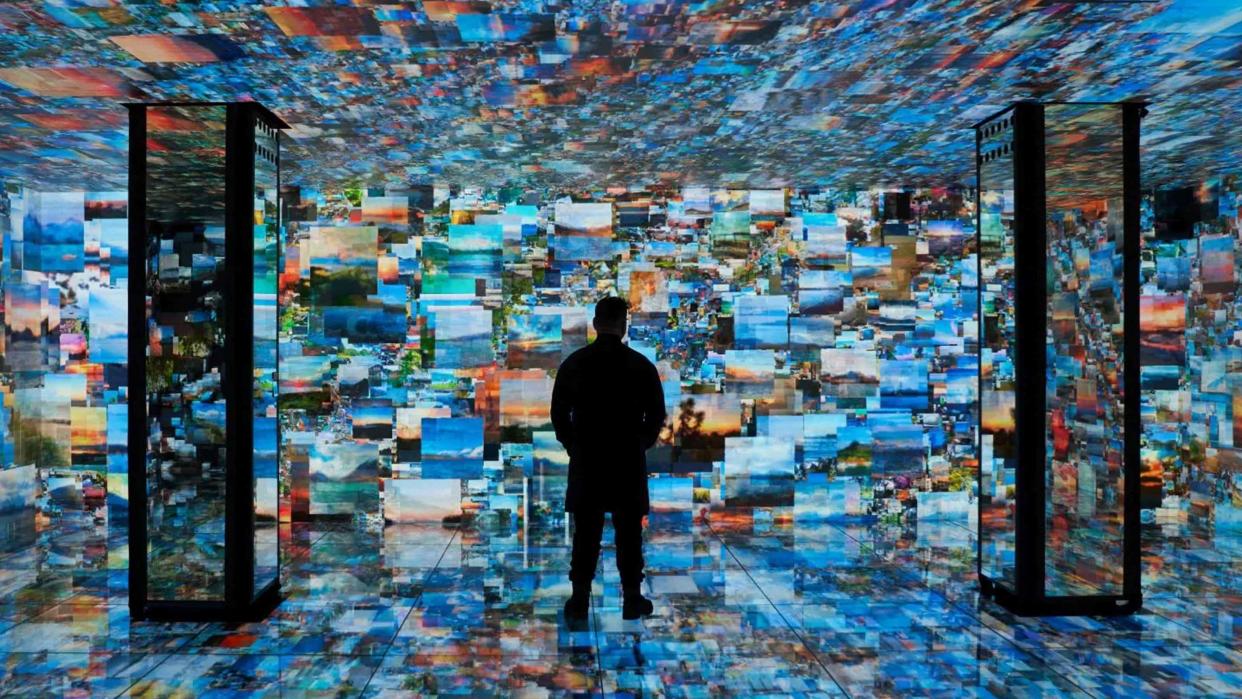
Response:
[559,343,593,369]
[622,344,658,372]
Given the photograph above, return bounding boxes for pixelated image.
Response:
[0,168,1238,699]
[1,0,1242,694]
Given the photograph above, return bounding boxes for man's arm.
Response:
[550,358,576,452]
[640,362,667,450]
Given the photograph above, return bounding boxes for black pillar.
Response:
[975,101,1144,616]
[127,102,286,622]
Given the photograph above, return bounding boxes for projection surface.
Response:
[2,176,1241,696]
[277,186,978,525]
[0,1,1241,694]
[8,174,1241,535]
[0,1,1239,188]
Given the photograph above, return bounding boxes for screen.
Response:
[275,186,979,527]
[0,173,1237,571]
[1043,103,1128,596]
[144,104,230,602]
[977,112,1018,588]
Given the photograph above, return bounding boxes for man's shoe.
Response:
[622,592,654,620]
[564,593,589,621]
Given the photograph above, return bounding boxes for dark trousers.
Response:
[569,510,645,590]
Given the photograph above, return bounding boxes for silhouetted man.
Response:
[552,296,666,621]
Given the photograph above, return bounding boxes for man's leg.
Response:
[612,511,653,619]
[566,510,604,620]
[611,511,645,589]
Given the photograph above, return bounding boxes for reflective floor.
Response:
[1,513,1240,697]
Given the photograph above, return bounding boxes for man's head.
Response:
[593,296,628,337]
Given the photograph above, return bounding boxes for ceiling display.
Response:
[0,0,1239,188]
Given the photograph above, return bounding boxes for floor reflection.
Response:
[0,512,1239,696]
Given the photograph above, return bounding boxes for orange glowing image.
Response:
[1140,294,1185,332]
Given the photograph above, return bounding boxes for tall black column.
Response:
[127,102,286,622]
[976,101,1144,616]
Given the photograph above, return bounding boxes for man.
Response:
[551,296,666,621]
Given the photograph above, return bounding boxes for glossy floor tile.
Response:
[2,517,1241,696]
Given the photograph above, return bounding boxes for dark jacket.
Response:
[551,334,666,515]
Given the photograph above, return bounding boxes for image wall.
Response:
[1,176,1239,556]
[0,186,127,559]
[278,185,978,529]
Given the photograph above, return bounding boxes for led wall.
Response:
[2,176,1240,551]
[1143,175,1242,531]
[0,185,128,560]
[142,104,230,602]
[1042,104,1130,597]
[277,185,979,528]
[0,1,1236,193]
[979,124,1016,588]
